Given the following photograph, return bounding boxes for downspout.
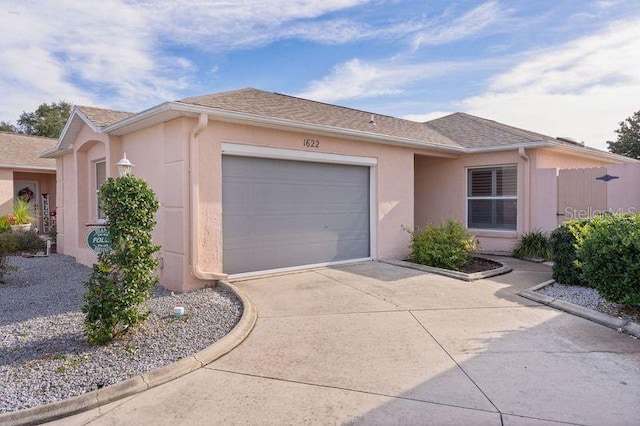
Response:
[518,147,530,232]
[189,113,227,282]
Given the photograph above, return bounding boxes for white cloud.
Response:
[143,0,374,49]
[412,1,507,48]
[460,17,640,149]
[297,58,470,103]
[0,0,378,120]
[403,111,453,123]
[0,0,182,118]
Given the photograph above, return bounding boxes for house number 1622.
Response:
[303,138,319,148]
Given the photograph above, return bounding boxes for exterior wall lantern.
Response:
[117,153,134,177]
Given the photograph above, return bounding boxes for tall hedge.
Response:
[549,219,590,286]
[577,214,640,306]
[83,176,160,344]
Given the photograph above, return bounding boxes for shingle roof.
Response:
[425,112,564,149]
[76,105,134,128]
[63,89,625,162]
[0,132,56,169]
[178,88,461,148]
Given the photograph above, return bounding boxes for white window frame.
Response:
[95,160,107,223]
[466,164,517,231]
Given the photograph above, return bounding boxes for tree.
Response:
[607,110,640,159]
[0,121,18,133]
[17,101,72,138]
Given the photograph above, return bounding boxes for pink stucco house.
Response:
[41,88,632,292]
[1,132,57,232]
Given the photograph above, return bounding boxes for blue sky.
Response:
[1,0,640,150]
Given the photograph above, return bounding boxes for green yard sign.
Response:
[87,227,111,253]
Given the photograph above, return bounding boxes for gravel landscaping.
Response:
[538,282,640,324]
[0,254,243,413]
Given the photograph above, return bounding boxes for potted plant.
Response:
[10,198,35,232]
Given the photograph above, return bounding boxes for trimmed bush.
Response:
[512,230,552,260]
[0,216,10,233]
[0,230,45,253]
[14,230,46,251]
[83,175,160,344]
[405,220,477,271]
[0,232,18,282]
[549,219,590,286]
[577,213,640,306]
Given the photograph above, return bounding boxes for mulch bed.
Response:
[460,257,503,274]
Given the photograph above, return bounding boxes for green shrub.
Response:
[513,230,552,260]
[0,232,18,282]
[0,232,19,253]
[549,219,590,286]
[0,216,10,233]
[577,213,640,306]
[14,230,46,251]
[83,175,160,344]
[405,220,477,271]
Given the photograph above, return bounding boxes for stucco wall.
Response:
[414,150,525,253]
[13,171,56,231]
[534,148,613,169]
[0,169,13,215]
[0,168,56,227]
[56,115,633,291]
[195,120,418,278]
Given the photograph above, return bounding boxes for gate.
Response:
[557,167,607,224]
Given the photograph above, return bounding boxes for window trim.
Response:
[466,164,518,231]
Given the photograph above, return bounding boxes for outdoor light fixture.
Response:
[117,153,134,177]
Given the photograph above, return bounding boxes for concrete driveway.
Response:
[55,258,640,425]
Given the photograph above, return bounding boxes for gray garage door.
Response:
[222,156,370,274]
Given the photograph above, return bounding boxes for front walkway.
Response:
[54,259,640,425]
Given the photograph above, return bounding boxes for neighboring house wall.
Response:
[0,169,13,215]
[13,171,56,231]
[0,133,57,228]
[0,170,56,227]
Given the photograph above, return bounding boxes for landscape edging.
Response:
[381,257,512,281]
[518,281,640,339]
[0,281,257,426]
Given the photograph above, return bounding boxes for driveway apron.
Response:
[53,259,640,425]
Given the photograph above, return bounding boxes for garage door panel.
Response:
[223,156,370,274]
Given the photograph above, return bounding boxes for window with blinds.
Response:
[467,165,517,230]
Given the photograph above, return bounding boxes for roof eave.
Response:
[104,102,466,154]
[47,107,103,156]
[545,144,638,163]
[0,163,56,172]
[465,141,637,163]
[465,141,554,153]
[40,146,72,159]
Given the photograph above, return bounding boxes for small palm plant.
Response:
[12,198,35,225]
[512,230,552,261]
